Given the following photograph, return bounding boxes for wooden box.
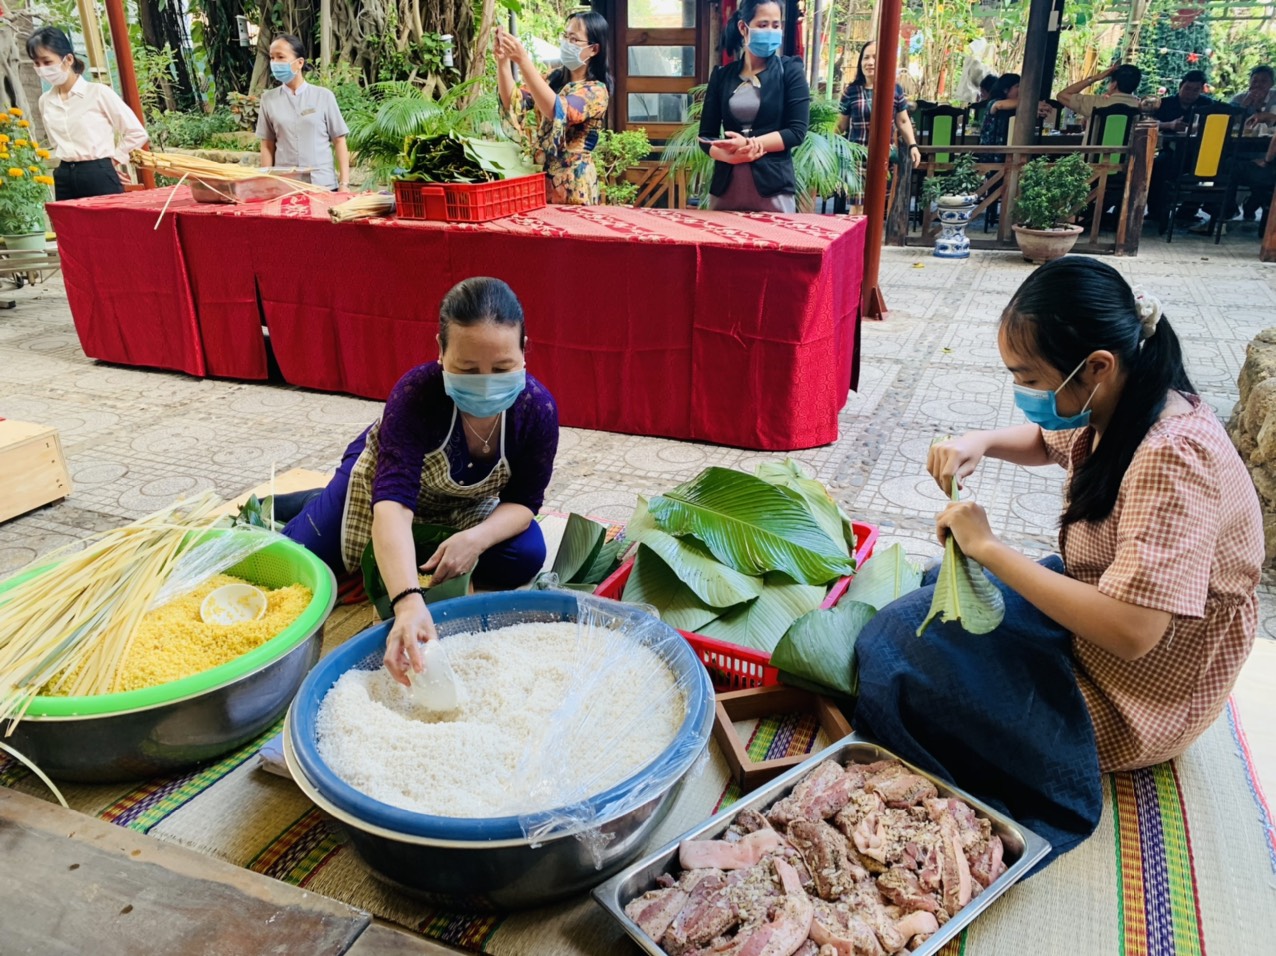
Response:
[0,420,72,523]
[713,684,854,793]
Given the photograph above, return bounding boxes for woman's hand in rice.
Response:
[422,530,483,585]
[385,601,439,687]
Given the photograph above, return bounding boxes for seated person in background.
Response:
[1156,70,1213,133]
[1148,71,1215,228]
[1219,134,1276,230]
[1233,65,1276,125]
[978,73,999,102]
[1055,63,1143,129]
[977,73,1049,162]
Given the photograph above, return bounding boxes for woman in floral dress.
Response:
[495,13,611,205]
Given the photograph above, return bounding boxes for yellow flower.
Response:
[8,168,23,178]
[8,108,23,117]
[0,115,11,124]
[27,165,38,173]
[0,135,11,144]
[14,140,28,148]
[36,149,49,159]
[35,175,54,186]
[16,120,29,128]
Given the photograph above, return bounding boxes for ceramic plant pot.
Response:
[2,233,46,251]
[1012,223,1084,264]
[933,195,978,259]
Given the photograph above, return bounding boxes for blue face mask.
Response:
[443,369,527,418]
[271,62,297,84]
[1012,358,1099,431]
[746,27,783,59]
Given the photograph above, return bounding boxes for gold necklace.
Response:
[462,414,500,454]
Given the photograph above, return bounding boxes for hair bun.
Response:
[1131,286,1163,340]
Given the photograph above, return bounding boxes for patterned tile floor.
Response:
[3,235,1276,641]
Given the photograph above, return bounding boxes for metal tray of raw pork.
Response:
[593,734,1050,956]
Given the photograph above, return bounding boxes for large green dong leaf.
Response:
[844,543,924,611]
[552,513,606,584]
[647,467,853,585]
[755,460,855,558]
[638,529,764,608]
[697,572,825,654]
[916,488,1005,636]
[772,599,877,699]
[621,544,723,632]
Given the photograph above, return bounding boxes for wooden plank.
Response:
[0,788,370,955]
[0,420,72,523]
[1116,123,1156,257]
[210,467,332,518]
[347,923,464,955]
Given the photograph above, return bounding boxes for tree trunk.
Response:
[203,0,256,101]
[138,0,203,111]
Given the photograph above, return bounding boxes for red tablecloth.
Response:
[48,189,866,450]
[46,192,206,377]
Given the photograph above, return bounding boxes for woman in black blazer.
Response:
[698,0,810,212]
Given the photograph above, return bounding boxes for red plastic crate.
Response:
[595,522,879,691]
[393,173,547,223]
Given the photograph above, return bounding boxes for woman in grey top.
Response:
[255,34,350,191]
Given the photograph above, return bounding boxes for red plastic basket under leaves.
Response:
[393,173,547,223]
[595,522,880,691]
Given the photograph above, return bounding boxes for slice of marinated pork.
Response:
[768,761,854,825]
[936,816,973,913]
[663,871,737,955]
[968,834,1007,888]
[787,820,865,900]
[876,868,942,915]
[809,899,885,956]
[624,882,691,942]
[711,859,815,956]
[681,829,791,871]
[865,769,938,810]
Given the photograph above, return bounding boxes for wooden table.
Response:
[0,787,450,954]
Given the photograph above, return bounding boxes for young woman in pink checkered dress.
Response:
[850,257,1262,858]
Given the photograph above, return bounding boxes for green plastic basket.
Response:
[5,531,336,718]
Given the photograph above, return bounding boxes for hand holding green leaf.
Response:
[917,484,1006,637]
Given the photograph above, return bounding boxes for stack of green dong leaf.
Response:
[618,462,858,655]
[397,132,539,184]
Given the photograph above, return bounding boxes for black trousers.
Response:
[52,158,124,201]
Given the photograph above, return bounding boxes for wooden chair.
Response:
[1081,104,1140,238]
[1163,104,1245,243]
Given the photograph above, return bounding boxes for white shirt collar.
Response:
[284,80,308,97]
[67,76,89,98]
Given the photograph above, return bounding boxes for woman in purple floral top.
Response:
[280,277,559,685]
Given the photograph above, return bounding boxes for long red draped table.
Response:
[47,189,866,450]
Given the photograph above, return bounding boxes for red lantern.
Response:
[1187,52,1200,64]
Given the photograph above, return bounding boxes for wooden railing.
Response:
[886,124,1158,257]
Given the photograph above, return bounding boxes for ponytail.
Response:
[999,256,1195,526]
[721,12,745,60]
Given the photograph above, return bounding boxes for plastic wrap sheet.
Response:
[499,592,711,864]
[147,528,285,611]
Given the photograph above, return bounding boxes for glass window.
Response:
[628,0,696,29]
[628,93,691,124]
[627,46,696,78]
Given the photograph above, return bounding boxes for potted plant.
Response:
[921,153,984,259]
[0,109,54,249]
[1012,152,1093,264]
[593,128,652,206]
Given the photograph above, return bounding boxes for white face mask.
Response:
[36,62,70,86]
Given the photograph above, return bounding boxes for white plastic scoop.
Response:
[408,640,465,713]
[200,583,267,626]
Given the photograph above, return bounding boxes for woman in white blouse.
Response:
[26,27,148,201]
